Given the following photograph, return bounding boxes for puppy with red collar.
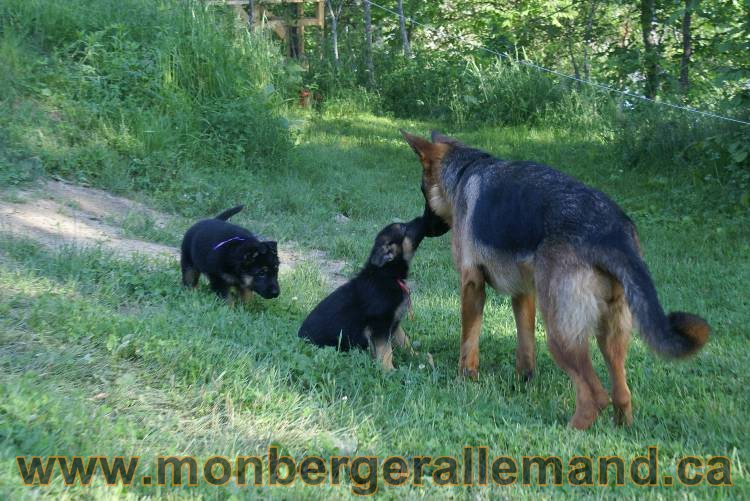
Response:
[298,216,427,370]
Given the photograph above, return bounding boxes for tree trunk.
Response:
[582,0,598,81]
[563,19,581,87]
[327,0,340,65]
[364,0,375,87]
[244,0,254,29]
[680,0,696,93]
[640,0,660,98]
[397,0,412,58]
[567,36,582,84]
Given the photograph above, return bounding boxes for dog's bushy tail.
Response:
[215,205,244,221]
[587,244,709,358]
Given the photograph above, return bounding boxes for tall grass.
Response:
[376,55,573,128]
[0,0,291,191]
[307,41,749,208]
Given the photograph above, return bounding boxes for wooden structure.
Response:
[210,0,324,58]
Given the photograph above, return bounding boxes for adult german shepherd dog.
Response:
[401,130,710,429]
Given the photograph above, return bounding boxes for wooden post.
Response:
[364,0,375,87]
[207,1,324,60]
[250,0,255,26]
[296,2,305,57]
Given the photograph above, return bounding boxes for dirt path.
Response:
[0,180,346,286]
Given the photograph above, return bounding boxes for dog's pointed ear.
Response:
[431,130,462,146]
[400,129,433,159]
[401,129,451,171]
[242,241,260,262]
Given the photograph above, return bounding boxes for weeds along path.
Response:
[0,180,346,286]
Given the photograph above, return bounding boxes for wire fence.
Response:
[367,0,750,127]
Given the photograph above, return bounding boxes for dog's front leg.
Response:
[208,275,231,301]
[460,267,486,380]
[239,288,254,304]
[392,326,416,355]
[372,336,395,372]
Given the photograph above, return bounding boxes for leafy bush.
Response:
[611,99,750,207]
[0,0,291,189]
[320,49,590,129]
[308,38,748,207]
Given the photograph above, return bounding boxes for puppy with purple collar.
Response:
[181,205,280,302]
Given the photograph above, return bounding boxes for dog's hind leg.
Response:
[459,266,486,380]
[536,247,609,429]
[512,293,536,381]
[181,255,199,288]
[596,281,634,426]
[545,330,605,429]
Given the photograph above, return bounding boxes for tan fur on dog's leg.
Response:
[459,267,485,380]
[392,326,415,355]
[373,337,395,372]
[535,245,609,428]
[512,294,536,381]
[546,332,603,430]
[597,282,634,426]
[240,288,254,304]
[182,268,199,288]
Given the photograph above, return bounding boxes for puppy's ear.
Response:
[264,241,278,254]
[370,245,394,267]
[242,242,260,262]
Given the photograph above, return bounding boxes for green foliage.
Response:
[1,113,749,497]
[611,100,750,209]
[317,51,575,128]
[0,0,291,189]
[301,0,750,207]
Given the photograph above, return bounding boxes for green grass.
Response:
[1,0,748,496]
[1,111,749,498]
[0,0,293,191]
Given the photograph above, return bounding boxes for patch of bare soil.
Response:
[0,180,347,286]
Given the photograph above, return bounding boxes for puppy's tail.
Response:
[215,205,244,221]
[588,243,709,358]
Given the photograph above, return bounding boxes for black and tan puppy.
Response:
[401,130,710,429]
[298,217,427,370]
[181,205,280,302]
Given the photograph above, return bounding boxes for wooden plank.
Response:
[206,0,250,5]
[206,0,324,57]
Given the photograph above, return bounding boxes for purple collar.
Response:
[213,236,245,251]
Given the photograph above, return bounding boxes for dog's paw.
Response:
[613,405,633,427]
[516,368,534,383]
[460,367,479,381]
